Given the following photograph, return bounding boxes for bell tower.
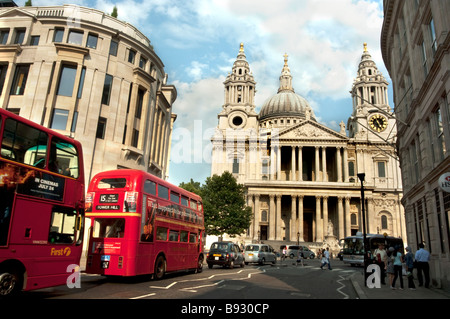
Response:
[217,43,258,131]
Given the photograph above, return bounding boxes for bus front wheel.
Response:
[154,256,166,280]
[0,270,21,297]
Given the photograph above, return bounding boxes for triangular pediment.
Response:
[0,8,36,19]
[277,120,348,141]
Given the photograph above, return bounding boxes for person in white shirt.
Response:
[320,247,332,270]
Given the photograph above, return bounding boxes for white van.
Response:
[244,244,277,265]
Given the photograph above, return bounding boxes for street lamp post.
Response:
[297,232,300,245]
[357,173,368,286]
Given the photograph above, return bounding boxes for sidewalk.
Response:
[350,272,450,299]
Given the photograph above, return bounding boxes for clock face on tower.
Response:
[369,114,388,132]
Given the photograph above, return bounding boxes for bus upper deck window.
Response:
[98,178,127,189]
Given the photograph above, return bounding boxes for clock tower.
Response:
[347,43,394,142]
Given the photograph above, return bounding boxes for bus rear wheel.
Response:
[154,256,166,280]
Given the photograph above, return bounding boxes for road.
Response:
[18,257,361,300]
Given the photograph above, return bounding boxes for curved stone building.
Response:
[0,4,176,183]
[211,44,405,251]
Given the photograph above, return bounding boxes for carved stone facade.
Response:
[211,44,406,249]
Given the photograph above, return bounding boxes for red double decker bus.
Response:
[85,169,205,279]
[0,108,85,296]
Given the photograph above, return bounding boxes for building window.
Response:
[381,215,388,229]
[57,65,77,97]
[131,129,139,147]
[232,158,239,174]
[86,33,98,49]
[53,28,64,43]
[421,40,428,77]
[0,64,7,95]
[261,210,268,222]
[139,56,147,69]
[68,30,83,45]
[434,107,446,160]
[71,111,78,133]
[96,117,107,139]
[377,162,386,178]
[30,35,40,46]
[128,49,136,64]
[10,65,29,95]
[109,40,118,56]
[135,88,145,119]
[0,29,9,44]
[50,109,69,130]
[101,74,113,105]
[77,67,86,99]
[13,29,25,44]
[429,18,437,56]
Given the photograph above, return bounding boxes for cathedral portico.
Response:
[211,43,406,250]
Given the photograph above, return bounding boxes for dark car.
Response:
[206,242,245,269]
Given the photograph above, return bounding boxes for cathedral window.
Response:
[232,158,239,174]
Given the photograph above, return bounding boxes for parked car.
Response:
[206,242,245,269]
[284,245,316,259]
[243,244,277,265]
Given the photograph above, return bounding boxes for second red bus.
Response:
[85,169,205,279]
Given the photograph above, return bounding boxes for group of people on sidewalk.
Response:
[373,243,431,290]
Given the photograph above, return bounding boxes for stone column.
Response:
[276,194,282,240]
[269,195,276,240]
[291,195,297,241]
[323,196,328,237]
[277,146,281,181]
[298,195,304,242]
[337,147,342,182]
[322,147,327,181]
[315,147,320,181]
[316,196,322,242]
[338,196,344,239]
[343,148,348,182]
[291,146,296,181]
[345,197,351,237]
[298,146,303,181]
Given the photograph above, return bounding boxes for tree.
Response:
[111,6,118,18]
[178,178,202,196]
[24,0,32,6]
[201,171,252,237]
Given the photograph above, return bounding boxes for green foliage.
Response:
[24,0,32,6]
[179,172,252,237]
[111,6,118,18]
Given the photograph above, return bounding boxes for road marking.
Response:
[130,293,156,299]
[336,275,350,299]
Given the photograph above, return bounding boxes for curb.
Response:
[350,272,368,299]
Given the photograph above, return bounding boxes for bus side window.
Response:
[50,137,79,178]
[2,118,48,166]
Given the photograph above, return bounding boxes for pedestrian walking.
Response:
[391,246,404,290]
[386,247,395,288]
[320,247,332,270]
[404,246,416,290]
[296,246,304,266]
[415,243,431,288]
[374,243,387,285]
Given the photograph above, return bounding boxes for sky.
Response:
[28,0,392,186]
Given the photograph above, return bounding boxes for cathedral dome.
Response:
[259,90,315,121]
[259,54,316,122]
